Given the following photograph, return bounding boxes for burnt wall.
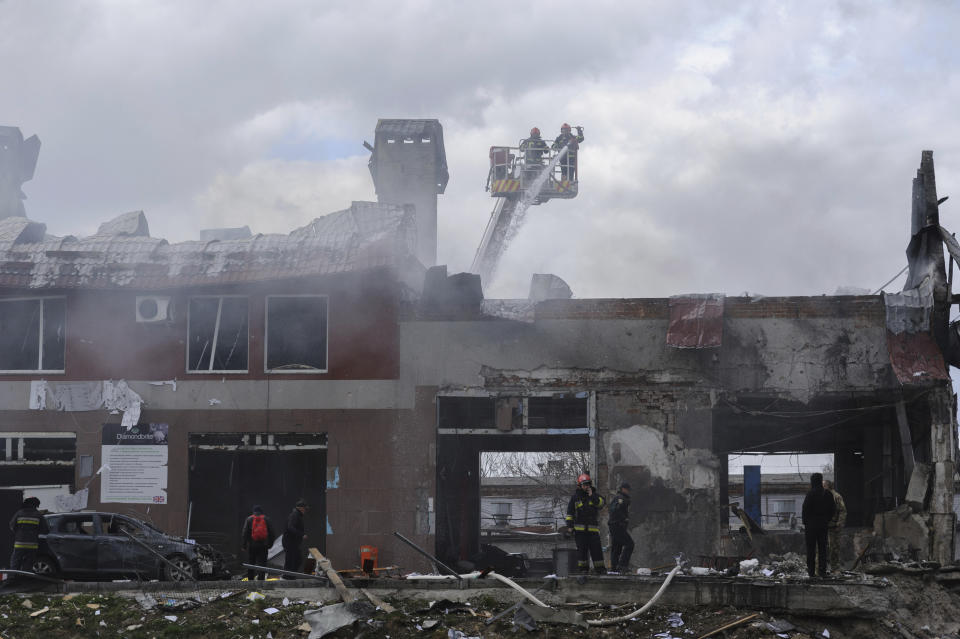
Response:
[0,403,436,571]
[0,268,400,381]
[599,390,719,566]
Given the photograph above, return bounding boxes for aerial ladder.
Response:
[470,127,582,285]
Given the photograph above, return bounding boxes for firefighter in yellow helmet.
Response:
[565,473,606,574]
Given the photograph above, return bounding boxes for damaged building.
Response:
[0,121,956,575]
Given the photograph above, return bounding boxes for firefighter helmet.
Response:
[561,123,571,132]
[530,127,541,137]
[577,473,591,486]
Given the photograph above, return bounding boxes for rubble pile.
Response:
[0,572,958,639]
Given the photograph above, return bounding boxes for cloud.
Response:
[5,1,960,298]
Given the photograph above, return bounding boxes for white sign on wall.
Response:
[100,423,168,504]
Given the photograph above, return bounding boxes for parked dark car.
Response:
[34,512,226,581]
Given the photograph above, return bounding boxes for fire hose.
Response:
[586,562,683,627]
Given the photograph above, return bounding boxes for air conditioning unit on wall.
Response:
[135,296,172,323]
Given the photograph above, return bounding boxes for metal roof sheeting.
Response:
[666,294,724,348]
[0,202,416,290]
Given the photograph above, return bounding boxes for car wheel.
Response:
[32,555,59,577]
[163,554,197,581]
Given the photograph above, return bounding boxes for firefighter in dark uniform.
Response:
[552,123,584,181]
[608,482,634,573]
[9,496,47,573]
[566,473,606,574]
[519,127,549,167]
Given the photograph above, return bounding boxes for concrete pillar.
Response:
[928,387,956,564]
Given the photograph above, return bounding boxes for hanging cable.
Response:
[872,264,909,295]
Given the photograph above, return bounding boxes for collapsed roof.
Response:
[0,201,418,290]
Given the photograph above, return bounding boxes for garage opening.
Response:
[436,394,592,571]
[187,433,326,570]
[714,393,933,532]
[0,432,76,564]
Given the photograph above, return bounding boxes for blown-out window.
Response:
[265,295,328,372]
[0,297,65,372]
[187,296,249,372]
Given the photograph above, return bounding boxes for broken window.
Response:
[0,433,76,462]
[0,297,65,372]
[438,397,495,429]
[54,515,95,535]
[265,296,328,372]
[527,396,588,429]
[187,296,249,372]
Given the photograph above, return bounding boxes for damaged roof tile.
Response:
[0,202,416,290]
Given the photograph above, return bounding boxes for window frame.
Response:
[0,296,67,374]
[185,294,250,374]
[264,294,329,374]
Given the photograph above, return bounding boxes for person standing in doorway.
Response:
[566,473,606,574]
[823,479,847,573]
[241,505,276,581]
[801,472,835,578]
[282,499,308,576]
[608,482,634,573]
[9,497,47,573]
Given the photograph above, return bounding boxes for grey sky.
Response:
[4,1,960,299]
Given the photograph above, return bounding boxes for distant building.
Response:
[727,473,834,530]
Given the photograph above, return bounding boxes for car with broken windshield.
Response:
[34,512,226,581]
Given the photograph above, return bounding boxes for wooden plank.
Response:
[697,613,760,639]
[360,588,396,613]
[309,547,353,603]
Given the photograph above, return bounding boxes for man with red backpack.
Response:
[241,505,276,580]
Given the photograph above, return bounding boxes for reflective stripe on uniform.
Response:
[14,543,38,549]
[16,518,40,525]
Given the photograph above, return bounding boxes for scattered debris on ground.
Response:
[0,567,958,639]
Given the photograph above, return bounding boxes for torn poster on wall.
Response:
[101,423,168,504]
[30,379,144,429]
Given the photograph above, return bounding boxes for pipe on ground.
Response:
[586,563,682,627]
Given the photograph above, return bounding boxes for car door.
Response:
[45,514,98,575]
[98,514,160,577]
[95,513,130,575]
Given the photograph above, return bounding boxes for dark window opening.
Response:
[527,396,588,429]
[22,437,76,462]
[1,435,76,462]
[0,298,65,371]
[266,296,328,372]
[438,397,495,429]
[188,297,249,371]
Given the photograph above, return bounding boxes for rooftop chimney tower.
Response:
[368,119,448,267]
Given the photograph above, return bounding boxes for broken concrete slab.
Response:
[874,509,930,558]
[303,600,375,638]
[517,602,586,627]
[905,463,932,511]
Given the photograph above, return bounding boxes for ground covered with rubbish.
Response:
[0,574,958,639]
